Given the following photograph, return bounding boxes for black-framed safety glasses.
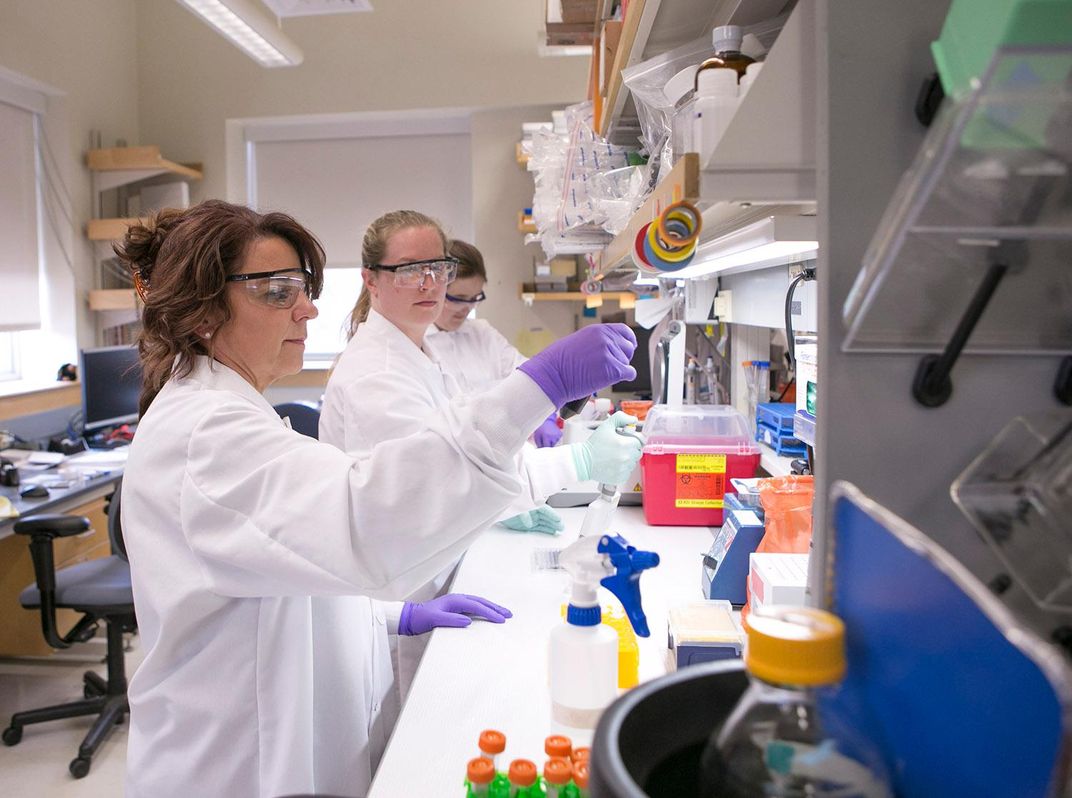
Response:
[445,290,487,305]
[225,268,313,309]
[366,258,459,288]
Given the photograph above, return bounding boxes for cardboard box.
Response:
[549,256,578,278]
[546,22,595,46]
[748,553,809,611]
[560,0,597,24]
[601,20,624,95]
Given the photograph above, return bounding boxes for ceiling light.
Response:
[175,0,304,68]
[670,216,818,279]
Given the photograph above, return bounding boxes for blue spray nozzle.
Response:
[597,534,660,638]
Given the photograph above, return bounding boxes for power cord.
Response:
[785,263,817,369]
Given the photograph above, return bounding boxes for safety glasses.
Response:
[367,258,459,288]
[445,290,487,305]
[226,268,313,309]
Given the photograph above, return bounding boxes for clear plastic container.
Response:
[700,605,892,798]
[641,405,761,526]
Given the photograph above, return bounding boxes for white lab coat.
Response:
[320,310,579,695]
[321,310,577,510]
[424,317,527,394]
[121,355,552,798]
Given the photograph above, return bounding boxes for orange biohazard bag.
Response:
[742,475,815,622]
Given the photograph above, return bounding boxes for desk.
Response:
[368,506,714,796]
[0,451,125,656]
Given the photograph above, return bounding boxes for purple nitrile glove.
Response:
[533,414,563,448]
[398,593,513,636]
[517,324,638,409]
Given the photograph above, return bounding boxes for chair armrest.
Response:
[14,514,91,538]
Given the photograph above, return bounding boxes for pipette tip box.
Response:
[667,600,743,669]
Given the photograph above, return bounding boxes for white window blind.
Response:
[0,99,41,331]
[246,114,473,360]
[250,129,473,267]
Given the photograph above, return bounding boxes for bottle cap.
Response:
[712,24,743,53]
[545,734,573,759]
[544,757,573,785]
[571,746,590,764]
[467,757,495,785]
[744,605,846,686]
[508,759,537,787]
[573,760,590,788]
[478,729,506,754]
[696,66,737,96]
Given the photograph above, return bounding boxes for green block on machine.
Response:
[932,0,1072,101]
[932,0,1072,150]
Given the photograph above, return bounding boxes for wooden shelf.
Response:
[598,153,700,272]
[88,289,138,311]
[519,288,637,309]
[88,146,202,193]
[87,146,202,179]
[87,217,144,241]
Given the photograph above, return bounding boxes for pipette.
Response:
[577,427,645,539]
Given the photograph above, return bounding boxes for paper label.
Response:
[674,454,726,508]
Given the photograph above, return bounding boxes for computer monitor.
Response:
[612,324,652,396]
[80,345,142,433]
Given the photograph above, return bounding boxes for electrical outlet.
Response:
[714,290,733,322]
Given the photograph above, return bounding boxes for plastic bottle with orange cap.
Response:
[699,605,892,797]
[465,730,596,797]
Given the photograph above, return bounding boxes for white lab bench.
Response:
[368,505,716,796]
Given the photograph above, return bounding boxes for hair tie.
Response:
[133,271,150,302]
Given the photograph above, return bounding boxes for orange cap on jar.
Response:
[478,729,506,755]
[508,759,537,787]
[544,734,573,759]
[573,760,590,788]
[543,758,572,785]
[467,757,495,785]
[571,746,590,764]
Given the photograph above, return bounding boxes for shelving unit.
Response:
[598,1,816,278]
[518,287,637,309]
[86,146,202,345]
[598,0,794,143]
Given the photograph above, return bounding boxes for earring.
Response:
[202,331,212,339]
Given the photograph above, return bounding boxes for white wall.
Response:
[135,0,589,202]
[0,0,140,354]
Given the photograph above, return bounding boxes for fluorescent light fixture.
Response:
[669,215,818,279]
[175,0,304,67]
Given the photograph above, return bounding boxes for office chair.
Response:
[2,479,135,779]
[274,400,321,440]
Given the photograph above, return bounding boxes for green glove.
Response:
[572,411,642,484]
[499,505,565,535]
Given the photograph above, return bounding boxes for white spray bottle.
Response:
[550,533,659,728]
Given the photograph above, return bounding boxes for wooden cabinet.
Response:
[0,494,113,657]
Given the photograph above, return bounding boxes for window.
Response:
[0,333,18,382]
[305,267,363,363]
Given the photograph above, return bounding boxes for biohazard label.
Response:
[674,454,727,507]
[676,454,727,474]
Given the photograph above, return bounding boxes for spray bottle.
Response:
[550,533,659,728]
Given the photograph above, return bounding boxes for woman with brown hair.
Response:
[114,200,637,797]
